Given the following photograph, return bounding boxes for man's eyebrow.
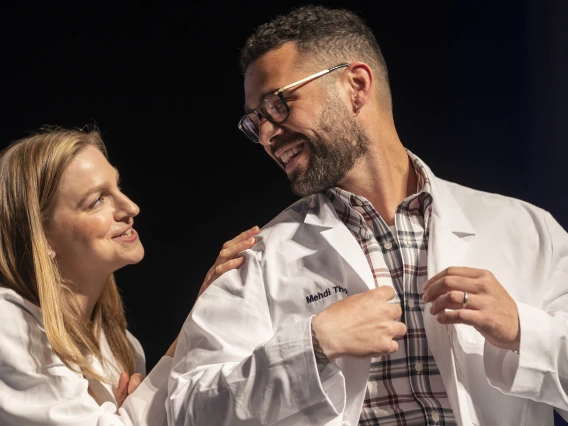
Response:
[244,87,279,113]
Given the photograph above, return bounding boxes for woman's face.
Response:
[45,145,144,283]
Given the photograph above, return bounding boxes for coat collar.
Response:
[301,151,477,284]
[303,151,476,236]
[410,151,476,238]
[413,153,476,278]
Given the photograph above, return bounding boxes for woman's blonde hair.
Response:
[0,125,136,392]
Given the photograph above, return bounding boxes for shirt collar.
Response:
[326,149,433,212]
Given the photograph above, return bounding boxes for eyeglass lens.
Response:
[262,94,288,123]
[242,94,288,142]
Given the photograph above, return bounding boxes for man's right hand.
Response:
[311,285,406,360]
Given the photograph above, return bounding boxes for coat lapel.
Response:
[427,212,472,279]
[422,168,478,426]
[304,193,375,294]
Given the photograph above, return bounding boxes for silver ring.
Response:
[462,291,469,309]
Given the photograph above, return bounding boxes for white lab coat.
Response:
[0,287,172,426]
[168,158,568,426]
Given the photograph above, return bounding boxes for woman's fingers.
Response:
[222,226,259,250]
[127,373,144,395]
[115,371,129,407]
[217,226,259,262]
[115,372,145,407]
[218,236,257,261]
[198,226,260,297]
[214,257,246,276]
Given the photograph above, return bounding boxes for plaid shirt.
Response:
[325,152,456,426]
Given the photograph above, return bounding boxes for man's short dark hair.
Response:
[239,5,391,109]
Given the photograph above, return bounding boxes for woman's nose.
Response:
[116,193,140,218]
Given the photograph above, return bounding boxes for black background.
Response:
[1,2,567,422]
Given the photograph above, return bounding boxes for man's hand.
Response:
[422,266,520,351]
[311,285,406,360]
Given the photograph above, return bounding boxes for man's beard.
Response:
[290,96,369,197]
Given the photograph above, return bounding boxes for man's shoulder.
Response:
[438,177,553,231]
[441,177,546,213]
[261,193,324,230]
[247,193,336,252]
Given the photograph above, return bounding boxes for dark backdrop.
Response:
[1,1,567,423]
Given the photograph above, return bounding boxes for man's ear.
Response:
[346,62,373,115]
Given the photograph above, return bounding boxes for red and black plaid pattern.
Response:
[325,152,456,425]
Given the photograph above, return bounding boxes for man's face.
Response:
[243,43,369,197]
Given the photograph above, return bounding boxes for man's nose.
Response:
[258,119,282,146]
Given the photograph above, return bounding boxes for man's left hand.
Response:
[422,266,520,351]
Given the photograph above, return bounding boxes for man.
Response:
[167,5,568,425]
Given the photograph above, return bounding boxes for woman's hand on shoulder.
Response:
[198,226,259,297]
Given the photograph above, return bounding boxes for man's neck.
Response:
[338,145,416,226]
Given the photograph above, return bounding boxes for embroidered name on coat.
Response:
[306,286,348,304]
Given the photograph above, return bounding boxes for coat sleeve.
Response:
[0,292,171,426]
[484,210,568,410]
[166,249,346,426]
[119,356,172,426]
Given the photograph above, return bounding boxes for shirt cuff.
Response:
[307,315,346,414]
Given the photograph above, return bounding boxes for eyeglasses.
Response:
[238,63,349,143]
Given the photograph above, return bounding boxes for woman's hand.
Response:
[198,226,259,297]
[115,371,143,408]
[164,226,260,359]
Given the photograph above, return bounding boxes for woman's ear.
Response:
[47,243,56,260]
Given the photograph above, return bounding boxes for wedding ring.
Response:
[462,291,469,309]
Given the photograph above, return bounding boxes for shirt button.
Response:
[432,411,440,422]
[408,299,415,308]
[383,241,392,250]
[415,361,423,372]
[354,198,363,206]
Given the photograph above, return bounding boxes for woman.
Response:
[0,125,259,425]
